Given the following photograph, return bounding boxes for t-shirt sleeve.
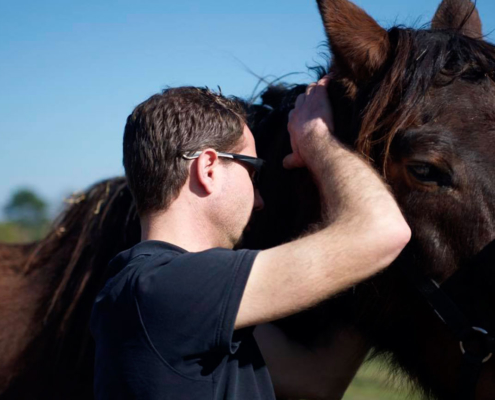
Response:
[134,248,258,360]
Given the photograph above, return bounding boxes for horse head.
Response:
[317,0,495,398]
[248,0,495,398]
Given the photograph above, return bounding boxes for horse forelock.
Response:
[353,26,495,174]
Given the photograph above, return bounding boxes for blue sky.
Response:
[2,0,495,219]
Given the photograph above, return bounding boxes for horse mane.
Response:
[5,177,140,397]
[356,26,495,172]
[24,177,139,321]
[258,23,495,181]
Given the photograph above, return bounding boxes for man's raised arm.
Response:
[235,76,411,329]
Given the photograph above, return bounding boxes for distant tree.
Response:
[4,188,48,228]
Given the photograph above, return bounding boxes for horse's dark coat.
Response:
[246,0,495,398]
[0,178,140,399]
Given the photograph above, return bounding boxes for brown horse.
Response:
[247,0,495,399]
[0,178,140,399]
[1,0,495,399]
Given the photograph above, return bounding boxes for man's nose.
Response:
[253,189,264,212]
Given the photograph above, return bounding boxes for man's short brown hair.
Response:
[123,87,247,216]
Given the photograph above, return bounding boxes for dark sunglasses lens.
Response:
[232,154,264,173]
[251,160,264,173]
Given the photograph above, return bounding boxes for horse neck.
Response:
[0,227,105,396]
[0,243,34,269]
[0,242,49,392]
[0,232,110,399]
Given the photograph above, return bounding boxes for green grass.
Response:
[342,360,422,400]
[0,221,49,243]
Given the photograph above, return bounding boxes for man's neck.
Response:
[140,201,224,253]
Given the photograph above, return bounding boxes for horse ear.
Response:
[432,0,482,39]
[316,0,390,82]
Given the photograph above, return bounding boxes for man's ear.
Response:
[194,149,220,195]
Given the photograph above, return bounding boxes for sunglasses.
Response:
[182,151,265,185]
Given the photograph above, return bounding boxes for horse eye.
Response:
[409,164,430,177]
[407,163,453,187]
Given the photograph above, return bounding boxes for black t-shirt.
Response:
[90,240,275,400]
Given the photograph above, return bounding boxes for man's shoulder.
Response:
[131,245,258,287]
[105,240,184,276]
[112,240,254,270]
[125,240,188,262]
[93,241,182,305]
[125,241,257,273]
[98,242,259,306]
[128,245,259,312]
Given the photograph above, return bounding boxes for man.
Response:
[90,77,410,400]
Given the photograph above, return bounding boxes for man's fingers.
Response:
[305,82,317,96]
[283,153,305,170]
[282,154,293,170]
[317,73,333,87]
[294,79,323,113]
[294,93,305,109]
[303,76,331,102]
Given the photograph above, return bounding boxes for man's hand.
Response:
[283,75,336,170]
[235,74,410,330]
